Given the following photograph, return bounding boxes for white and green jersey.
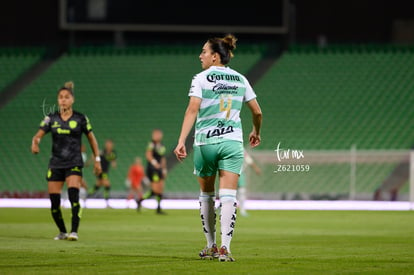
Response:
[189,66,257,146]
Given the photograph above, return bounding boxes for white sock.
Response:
[199,191,216,248]
[219,189,237,252]
[238,187,247,214]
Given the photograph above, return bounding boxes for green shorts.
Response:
[193,141,244,177]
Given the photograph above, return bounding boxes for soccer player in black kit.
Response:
[88,139,117,208]
[31,81,102,241]
[139,129,167,214]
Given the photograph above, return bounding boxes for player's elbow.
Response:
[252,108,262,120]
[247,99,262,118]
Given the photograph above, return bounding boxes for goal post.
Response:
[245,148,412,202]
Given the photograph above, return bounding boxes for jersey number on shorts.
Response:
[219,97,232,120]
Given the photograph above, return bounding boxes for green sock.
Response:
[104,186,110,200]
[88,185,99,195]
[156,193,163,210]
[143,190,154,200]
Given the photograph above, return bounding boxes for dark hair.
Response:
[58,81,74,96]
[207,34,237,65]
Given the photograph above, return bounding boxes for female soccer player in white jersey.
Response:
[174,34,262,261]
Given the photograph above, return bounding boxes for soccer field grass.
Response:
[1,208,414,274]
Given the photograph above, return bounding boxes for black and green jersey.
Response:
[146,141,166,169]
[39,111,92,169]
[100,149,117,173]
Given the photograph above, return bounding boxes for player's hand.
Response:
[31,143,40,154]
[174,141,187,162]
[31,137,40,154]
[249,131,261,148]
[94,161,102,176]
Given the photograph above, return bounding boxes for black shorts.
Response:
[46,167,83,182]
[146,167,164,182]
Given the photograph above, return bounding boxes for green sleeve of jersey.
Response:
[82,115,93,134]
[146,142,154,151]
[160,145,167,156]
[39,116,51,133]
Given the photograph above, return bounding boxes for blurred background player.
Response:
[79,144,89,206]
[139,129,167,214]
[31,81,102,241]
[238,149,261,216]
[126,157,145,211]
[88,139,117,208]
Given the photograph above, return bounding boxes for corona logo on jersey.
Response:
[206,73,241,83]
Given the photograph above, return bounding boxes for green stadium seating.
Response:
[0,47,45,94]
[2,43,412,199]
[240,44,414,198]
[248,44,414,150]
[0,44,267,196]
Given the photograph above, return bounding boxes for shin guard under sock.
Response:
[219,189,237,252]
[50,193,67,233]
[199,191,216,247]
[68,187,81,233]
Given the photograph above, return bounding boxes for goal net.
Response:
[245,148,414,201]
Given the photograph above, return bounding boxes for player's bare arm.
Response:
[161,156,167,176]
[174,96,201,161]
[31,129,46,154]
[246,99,262,148]
[87,131,102,175]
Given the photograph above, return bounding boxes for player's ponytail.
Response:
[222,34,237,57]
[58,81,74,96]
[208,34,237,65]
